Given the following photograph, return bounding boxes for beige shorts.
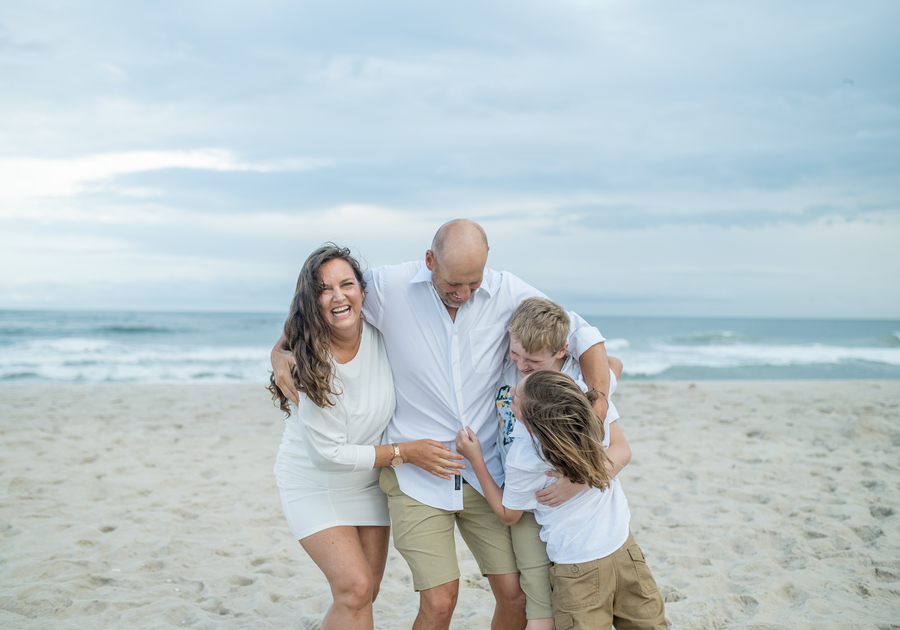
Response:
[379,467,519,591]
[549,531,667,630]
[510,511,553,620]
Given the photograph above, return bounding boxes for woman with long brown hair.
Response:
[269,244,462,630]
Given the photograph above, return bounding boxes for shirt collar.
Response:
[409,263,493,298]
[410,264,434,284]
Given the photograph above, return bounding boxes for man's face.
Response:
[509,336,566,377]
[427,253,484,310]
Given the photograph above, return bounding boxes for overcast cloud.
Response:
[1,0,898,317]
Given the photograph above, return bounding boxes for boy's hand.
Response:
[454,426,483,463]
[535,471,588,507]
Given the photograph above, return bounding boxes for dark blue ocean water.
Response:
[0,310,898,383]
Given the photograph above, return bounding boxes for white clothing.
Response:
[495,356,619,467]
[362,261,605,511]
[274,320,395,539]
[501,372,631,564]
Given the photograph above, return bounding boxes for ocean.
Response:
[1,310,898,383]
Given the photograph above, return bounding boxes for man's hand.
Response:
[271,334,299,404]
[403,439,466,480]
[535,471,588,507]
[455,426,483,464]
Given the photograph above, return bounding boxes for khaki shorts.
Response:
[379,467,519,591]
[510,511,553,620]
[549,531,667,630]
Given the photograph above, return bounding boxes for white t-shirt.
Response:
[495,355,619,467]
[500,365,630,564]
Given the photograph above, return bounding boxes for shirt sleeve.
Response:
[298,396,377,473]
[565,310,606,360]
[361,268,384,329]
[501,271,605,360]
[502,464,548,511]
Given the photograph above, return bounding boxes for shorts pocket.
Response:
[549,561,601,612]
[552,612,574,630]
[627,543,660,597]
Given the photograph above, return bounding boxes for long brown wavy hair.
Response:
[267,244,367,412]
[517,370,614,490]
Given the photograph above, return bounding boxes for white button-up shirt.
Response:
[363,261,605,511]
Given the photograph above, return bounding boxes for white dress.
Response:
[274,320,395,540]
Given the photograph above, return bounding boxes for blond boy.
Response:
[492,298,628,629]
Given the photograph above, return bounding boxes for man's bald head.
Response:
[431,219,489,264]
[425,219,490,311]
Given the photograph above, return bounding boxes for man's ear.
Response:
[425,250,436,271]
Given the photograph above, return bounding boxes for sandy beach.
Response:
[1,380,898,629]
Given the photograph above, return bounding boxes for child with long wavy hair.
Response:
[457,370,667,629]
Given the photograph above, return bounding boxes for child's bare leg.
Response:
[525,618,554,630]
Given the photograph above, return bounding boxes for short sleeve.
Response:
[565,311,605,359]
[501,442,552,511]
[502,465,548,511]
[498,271,604,359]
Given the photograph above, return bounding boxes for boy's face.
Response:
[509,336,566,377]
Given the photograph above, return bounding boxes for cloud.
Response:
[558,202,898,231]
[0,150,333,202]
[1,0,898,316]
[98,62,129,81]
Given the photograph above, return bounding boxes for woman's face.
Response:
[317,259,364,338]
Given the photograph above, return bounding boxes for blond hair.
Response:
[517,370,614,490]
[507,297,569,354]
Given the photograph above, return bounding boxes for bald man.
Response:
[272,220,610,630]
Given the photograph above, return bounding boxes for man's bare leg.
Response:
[487,572,527,630]
[413,580,459,630]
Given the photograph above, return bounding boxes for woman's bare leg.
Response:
[356,525,390,602]
[300,525,389,630]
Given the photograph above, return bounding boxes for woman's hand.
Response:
[402,439,466,480]
[535,471,587,507]
[454,427,483,464]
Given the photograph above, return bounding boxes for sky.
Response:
[1,0,898,318]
